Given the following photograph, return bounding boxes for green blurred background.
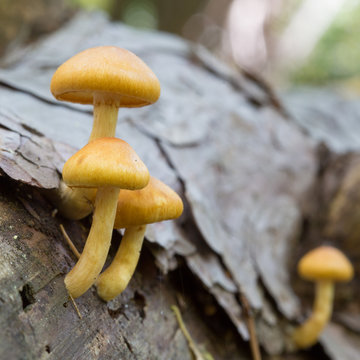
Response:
[1,0,359,88]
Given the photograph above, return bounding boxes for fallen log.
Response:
[0,11,359,360]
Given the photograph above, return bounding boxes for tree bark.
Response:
[0,12,359,360]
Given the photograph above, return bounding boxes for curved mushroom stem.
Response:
[65,186,120,298]
[96,225,146,301]
[292,280,334,349]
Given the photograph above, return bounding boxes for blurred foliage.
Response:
[3,0,358,87]
[270,0,303,33]
[0,0,73,56]
[292,1,360,85]
[68,0,207,34]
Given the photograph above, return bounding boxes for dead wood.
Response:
[0,12,359,360]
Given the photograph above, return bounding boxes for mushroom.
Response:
[50,46,160,219]
[96,176,183,301]
[292,245,354,349]
[50,46,160,141]
[62,137,149,298]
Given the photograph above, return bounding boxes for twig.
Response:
[69,293,82,319]
[60,226,82,318]
[18,197,40,221]
[240,293,262,360]
[59,224,81,259]
[171,305,209,360]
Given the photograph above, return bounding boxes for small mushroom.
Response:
[62,137,149,298]
[292,245,354,349]
[50,46,160,219]
[96,176,183,301]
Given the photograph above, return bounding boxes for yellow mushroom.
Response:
[292,246,353,349]
[96,176,183,301]
[62,137,149,298]
[50,46,160,219]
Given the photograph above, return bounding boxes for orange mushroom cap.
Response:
[62,137,149,190]
[114,176,183,228]
[298,246,354,282]
[50,46,160,107]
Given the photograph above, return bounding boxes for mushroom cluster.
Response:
[50,46,183,300]
[97,176,183,301]
[50,46,161,220]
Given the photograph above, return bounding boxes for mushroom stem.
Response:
[292,280,334,349]
[65,186,120,298]
[48,181,96,220]
[96,225,146,301]
[51,101,118,220]
[89,102,119,142]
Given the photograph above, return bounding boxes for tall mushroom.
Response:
[62,137,149,298]
[96,176,183,301]
[292,245,354,349]
[50,46,160,219]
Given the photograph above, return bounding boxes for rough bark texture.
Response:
[0,12,359,360]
